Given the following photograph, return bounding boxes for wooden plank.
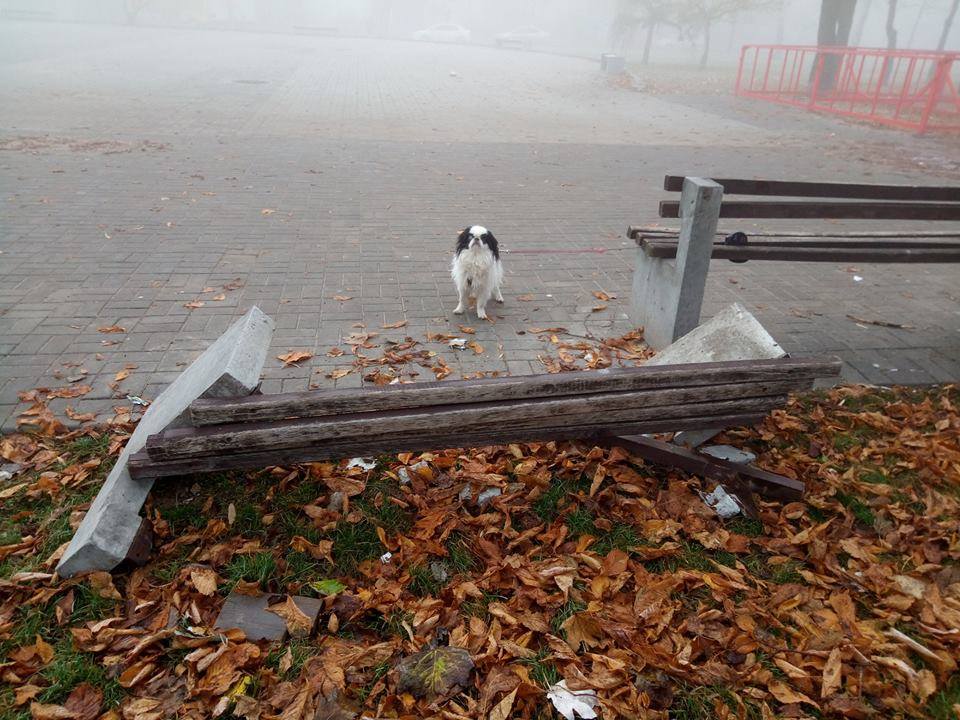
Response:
[662,175,960,202]
[190,357,841,426]
[644,239,960,249]
[641,240,960,263]
[151,384,804,461]
[627,225,960,240]
[659,200,960,221]
[128,411,770,481]
[602,433,804,501]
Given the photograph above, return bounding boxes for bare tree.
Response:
[677,0,776,68]
[938,0,960,50]
[607,0,676,64]
[124,0,151,25]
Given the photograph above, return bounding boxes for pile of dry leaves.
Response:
[1,381,958,720]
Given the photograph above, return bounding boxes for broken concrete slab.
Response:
[56,307,274,578]
[215,591,324,642]
[646,302,785,448]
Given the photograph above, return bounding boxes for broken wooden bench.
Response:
[128,355,842,502]
[630,175,960,348]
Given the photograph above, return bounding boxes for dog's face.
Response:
[456,225,499,259]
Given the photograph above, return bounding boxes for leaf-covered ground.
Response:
[1,383,959,720]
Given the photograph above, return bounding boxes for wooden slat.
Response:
[602,433,803,501]
[190,357,841,426]
[641,240,960,263]
[628,225,960,240]
[152,383,804,461]
[129,411,769,481]
[662,175,960,202]
[651,239,960,249]
[659,200,960,221]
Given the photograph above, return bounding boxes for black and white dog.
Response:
[451,225,504,320]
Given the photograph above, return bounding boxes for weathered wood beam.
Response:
[190,357,841,426]
[128,411,769,481]
[151,384,803,461]
[603,433,804,501]
[659,200,960,221]
[662,175,960,202]
[640,240,960,263]
[628,225,960,240]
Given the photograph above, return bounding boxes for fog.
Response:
[3,0,956,67]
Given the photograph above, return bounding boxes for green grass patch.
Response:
[158,501,206,535]
[646,541,736,575]
[836,491,877,528]
[224,552,277,590]
[460,592,505,620]
[925,673,960,720]
[445,533,478,575]
[65,432,112,462]
[407,564,446,597]
[265,639,318,678]
[669,684,762,720]
[364,609,412,639]
[330,518,383,574]
[355,476,411,534]
[565,508,596,537]
[726,517,764,538]
[592,524,640,556]
[532,475,588,523]
[550,598,587,636]
[279,551,327,591]
[356,660,391,704]
[230,502,264,535]
[37,641,124,707]
[521,649,561,689]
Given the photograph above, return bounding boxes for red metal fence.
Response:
[735,44,960,134]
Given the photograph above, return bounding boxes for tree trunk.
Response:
[700,19,711,68]
[814,0,858,92]
[882,0,897,86]
[642,22,655,64]
[885,0,898,50]
[938,0,959,51]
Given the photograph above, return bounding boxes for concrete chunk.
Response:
[646,303,785,448]
[215,592,324,642]
[57,307,274,578]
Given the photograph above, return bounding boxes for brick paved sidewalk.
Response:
[1,23,958,431]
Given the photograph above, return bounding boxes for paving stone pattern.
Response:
[1,22,959,431]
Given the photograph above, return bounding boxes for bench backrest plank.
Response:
[190,356,839,426]
[663,175,960,202]
[659,200,960,221]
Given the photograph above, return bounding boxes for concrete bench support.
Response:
[56,307,275,578]
[631,177,723,349]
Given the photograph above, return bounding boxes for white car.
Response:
[413,24,471,43]
[495,26,549,49]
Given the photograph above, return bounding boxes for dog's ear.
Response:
[455,227,471,254]
[482,231,500,260]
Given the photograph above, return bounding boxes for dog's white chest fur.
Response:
[452,244,496,290]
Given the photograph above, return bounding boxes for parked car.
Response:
[495,26,549,49]
[412,23,471,43]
